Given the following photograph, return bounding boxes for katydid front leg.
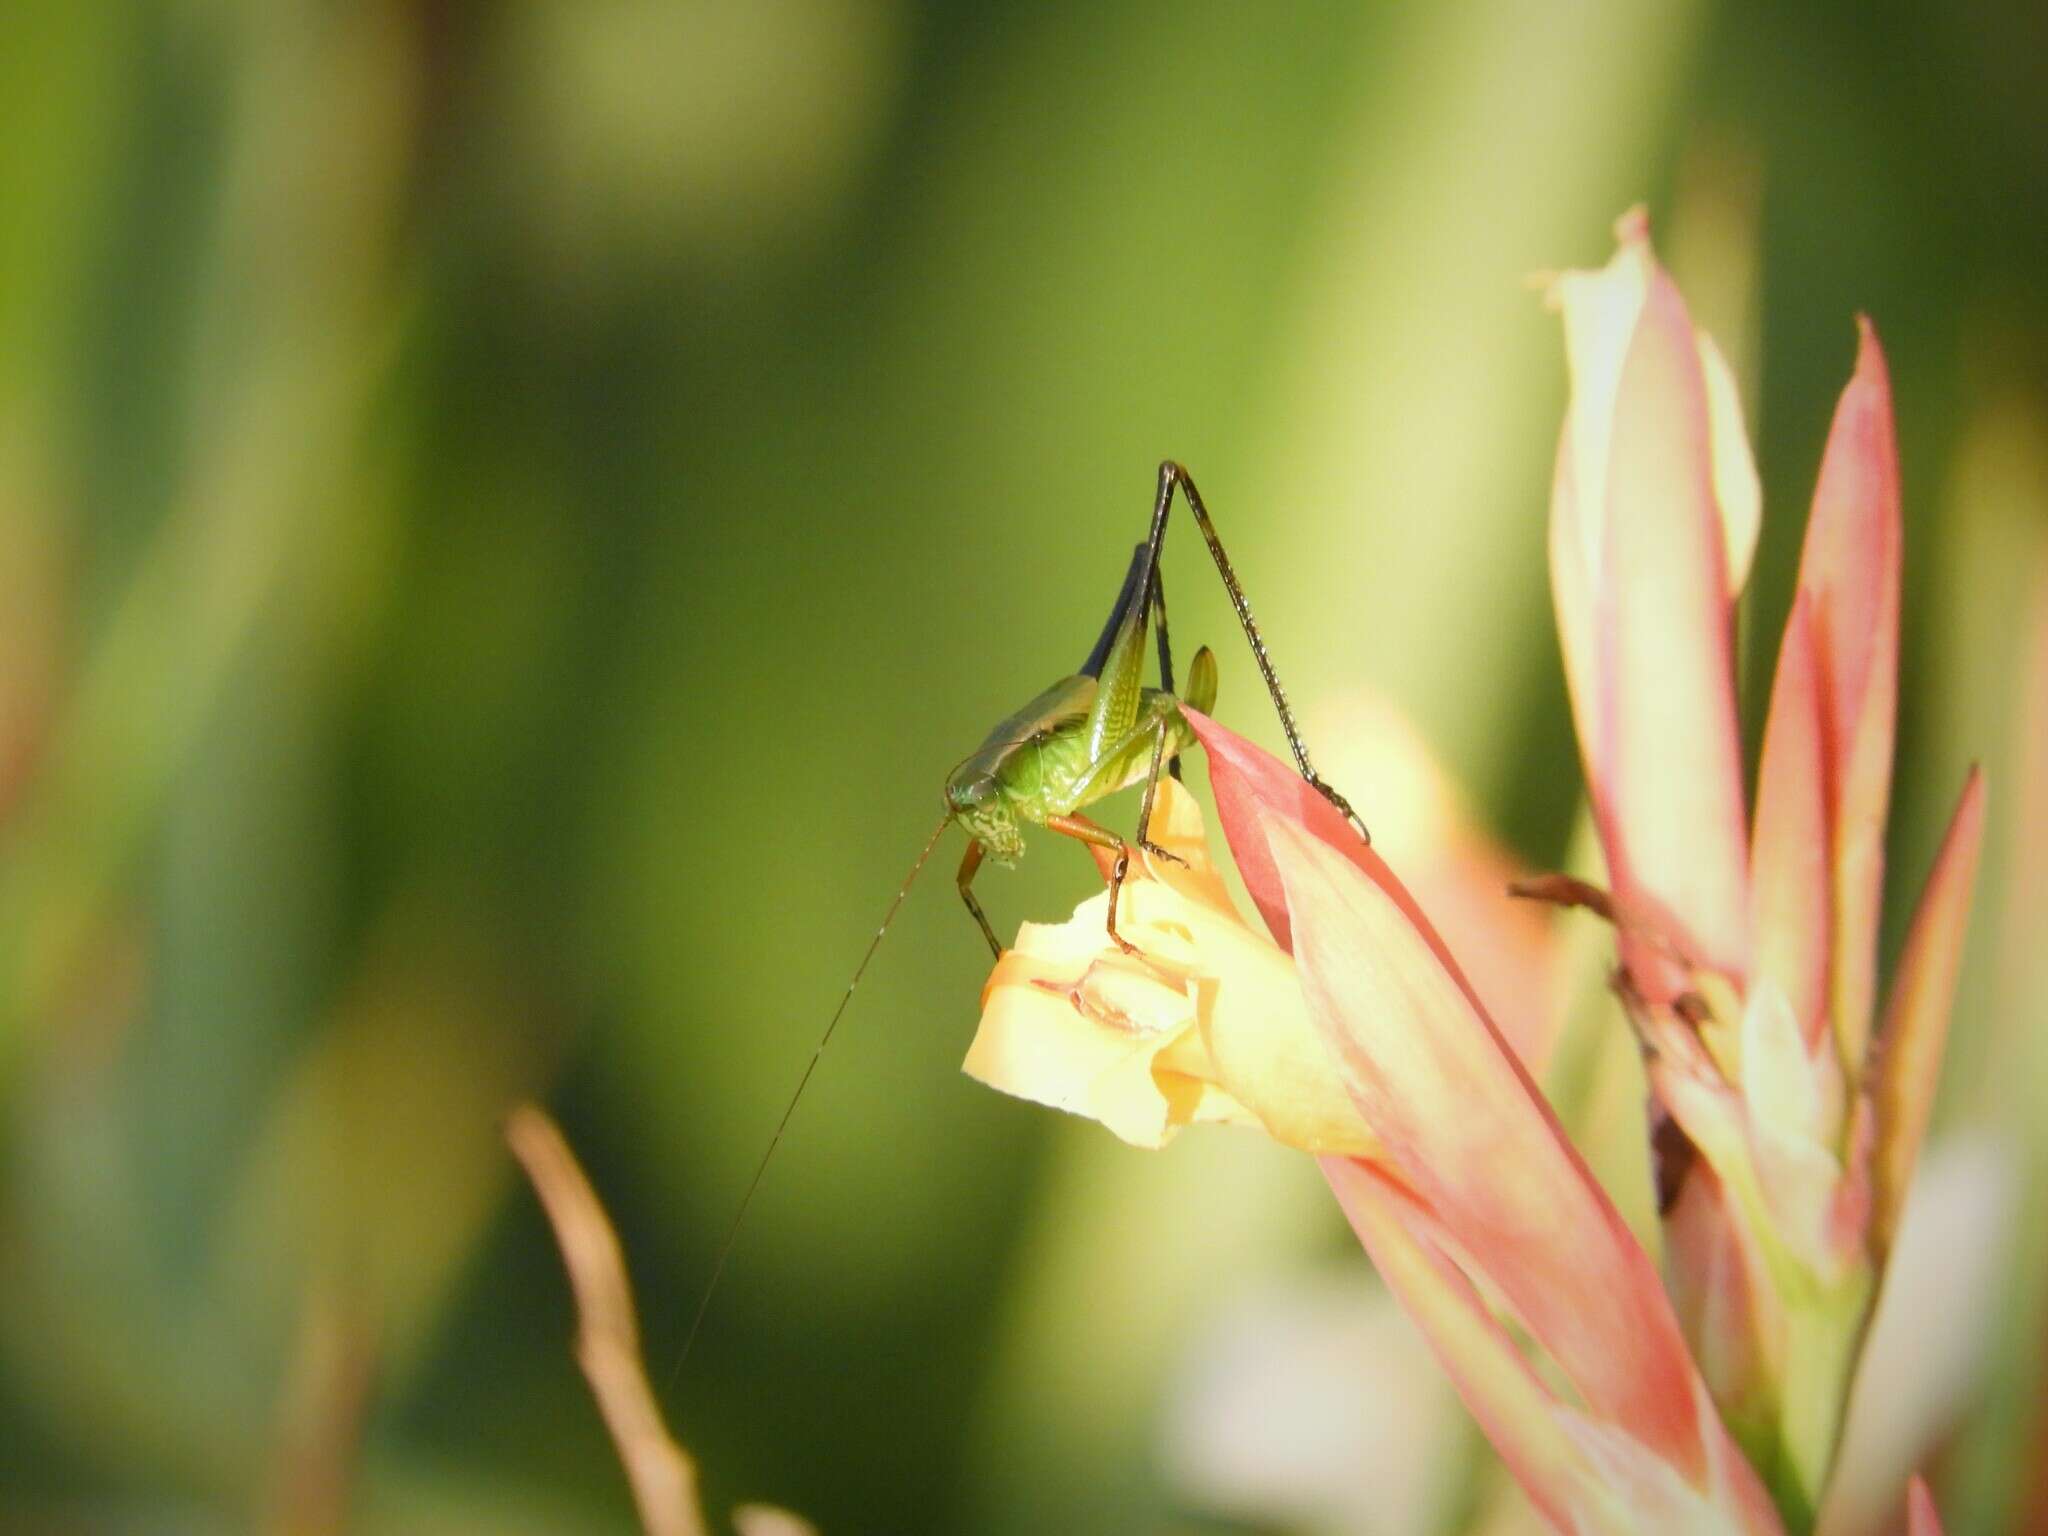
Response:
[955,840,1002,959]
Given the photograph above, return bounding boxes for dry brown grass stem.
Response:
[506,1102,710,1536]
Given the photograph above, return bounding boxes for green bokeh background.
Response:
[2,1,2044,1532]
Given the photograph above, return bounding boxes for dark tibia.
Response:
[1136,460,1371,844]
[1132,716,1187,867]
[955,840,1001,958]
[1149,572,1181,779]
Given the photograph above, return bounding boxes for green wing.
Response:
[950,674,1097,790]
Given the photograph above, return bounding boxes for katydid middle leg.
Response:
[1047,720,1186,958]
[1043,814,1146,956]
[1131,715,1187,868]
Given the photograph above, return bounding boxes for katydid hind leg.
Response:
[1148,570,1184,782]
[1145,460,1372,844]
[1080,543,1151,680]
[1082,541,1179,700]
[1080,540,1155,769]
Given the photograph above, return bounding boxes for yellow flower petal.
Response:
[960,778,1381,1158]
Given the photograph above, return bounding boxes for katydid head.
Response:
[945,772,1027,866]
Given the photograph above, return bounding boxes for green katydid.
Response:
[676,460,1366,1370]
[946,458,1368,958]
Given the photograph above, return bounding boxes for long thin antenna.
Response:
[672,811,954,1384]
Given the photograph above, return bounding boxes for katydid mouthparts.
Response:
[674,460,1367,1377]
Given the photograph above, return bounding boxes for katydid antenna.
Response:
[672,811,954,1384]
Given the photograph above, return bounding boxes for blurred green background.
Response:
[2,0,2044,1532]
